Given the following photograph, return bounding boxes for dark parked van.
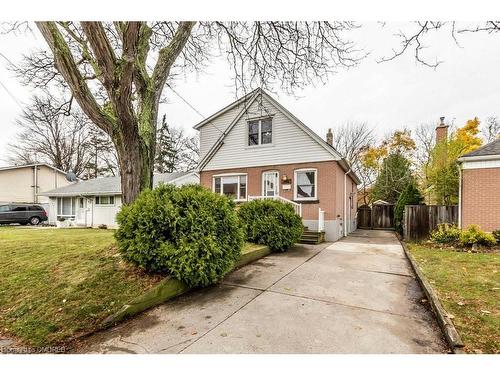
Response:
[0,204,48,225]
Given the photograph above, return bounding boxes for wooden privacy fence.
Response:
[403,205,459,241]
[357,204,395,230]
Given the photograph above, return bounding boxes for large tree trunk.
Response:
[115,105,157,205]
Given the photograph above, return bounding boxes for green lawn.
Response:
[0,227,264,348]
[0,227,160,348]
[407,243,500,353]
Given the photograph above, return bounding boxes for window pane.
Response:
[222,182,238,198]
[62,197,72,215]
[214,177,221,194]
[110,196,115,204]
[79,198,84,208]
[296,171,316,199]
[261,119,272,144]
[248,121,259,145]
[95,196,100,205]
[239,176,247,199]
[248,121,259,134]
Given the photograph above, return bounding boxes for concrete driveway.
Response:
[80,230,447,353]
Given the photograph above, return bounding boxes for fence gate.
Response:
[357,206,372,229]
[372,204,395,229]
[357,204,395,230]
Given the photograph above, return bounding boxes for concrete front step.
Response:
[299,230,326,244]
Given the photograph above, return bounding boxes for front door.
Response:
[85,198,93,227]
[262,171,279,197]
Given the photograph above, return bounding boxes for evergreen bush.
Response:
[394,179,424,234]
[115,184,245,287]
[238,199,303,252]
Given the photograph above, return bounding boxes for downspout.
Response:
[458,164,462,229]
[33,165,38,203]
[344,167,351,237]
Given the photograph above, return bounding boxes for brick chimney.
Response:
[435,116,449,143]
[326,128,333,146]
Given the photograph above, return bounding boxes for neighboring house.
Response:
[458,138,500,232]
[39,171,199,228]
[195,88,360,241]
[0,163,71,219]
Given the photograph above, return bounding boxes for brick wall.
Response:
[461,167,500,231]
[200,160,356,222]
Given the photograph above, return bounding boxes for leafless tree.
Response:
[9,95,117,178]
[330,121,375,205]
[482,116,500,143]
[378,21,500,68]
[6,21,363,203]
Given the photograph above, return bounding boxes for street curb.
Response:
[101,244,270,328]
[400,240,465,354]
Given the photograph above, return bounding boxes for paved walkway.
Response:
[80,230,447,353]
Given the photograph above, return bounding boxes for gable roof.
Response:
[0,163,68,175]
[39,172,199,197]
[195,88,360,184]
[459,139,500,160]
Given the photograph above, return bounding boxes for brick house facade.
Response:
[459,139,500,232]
[195,88,360,241]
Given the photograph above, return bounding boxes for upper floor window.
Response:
[248,118,272,146]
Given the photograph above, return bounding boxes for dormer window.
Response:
[248,118,272,146]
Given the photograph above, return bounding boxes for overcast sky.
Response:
[0,22,499,167]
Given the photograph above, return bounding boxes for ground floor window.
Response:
[213,175,247,200]
[294,169,317,200]
[95,196,115,205]
[57,197,76,218]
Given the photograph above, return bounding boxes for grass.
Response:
[407,243,500,353]
[0,227,265,348]
[0,227,160,348]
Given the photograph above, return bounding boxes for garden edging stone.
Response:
[400,239,464,353]
[101,244,270,327]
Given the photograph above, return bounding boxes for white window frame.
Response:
[262,171,280,197]
[247,117,273,147]
[294,168,318,201]
[212,173,248,201]
[56,197,76,218]
[95,195,116,206]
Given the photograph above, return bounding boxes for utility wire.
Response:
[166,83,205,119]
[0,79,23,109]
[0,51,24,109]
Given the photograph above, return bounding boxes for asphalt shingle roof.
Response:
[40,172,197,196]
[461,139,500,158]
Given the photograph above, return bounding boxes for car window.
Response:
[29,206,43,211]
[0,205,9,212]
[12,206,27,212]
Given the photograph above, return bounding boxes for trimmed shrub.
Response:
[492,229,500,244]
[115,184,245,287]
[394,179,424,234]
[430,223,461,245]
[238,199,303,252]
[459,225,497,248]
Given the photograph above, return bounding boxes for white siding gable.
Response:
[203,95,337,171]
[199,102,246,160]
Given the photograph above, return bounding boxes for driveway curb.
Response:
[101,244,270,328]
[400,240,464,354]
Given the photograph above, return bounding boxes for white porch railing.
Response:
[318,207,325,232]
[247,195,302,217]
